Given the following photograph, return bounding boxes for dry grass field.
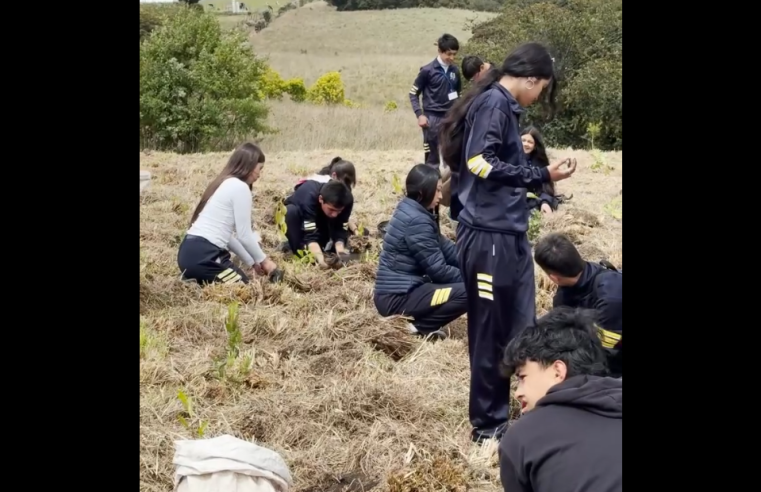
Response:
[139,148,622,492]
[140,3,621,491]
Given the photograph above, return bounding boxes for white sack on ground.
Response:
[173,434,293,492]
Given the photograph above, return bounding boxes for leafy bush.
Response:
[140,3,184,41]
[464,0,622,150]
[306,72,346,105]
[140,7,270,153]
[260,67,308,102]
[284,78,307,102]
[261,68,287,99]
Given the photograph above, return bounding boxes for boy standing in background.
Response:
[408,34,462,168]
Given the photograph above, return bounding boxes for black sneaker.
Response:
[471,422,508,444]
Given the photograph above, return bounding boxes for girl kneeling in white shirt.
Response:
[178,142,281,284]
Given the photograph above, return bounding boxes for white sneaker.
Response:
[426,328,448,340]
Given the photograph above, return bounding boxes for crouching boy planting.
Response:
[282,179,354,269]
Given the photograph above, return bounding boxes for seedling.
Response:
[176,389,208,437]
[590,149,614,175]
[274,201,288,238]
[391,174,403,195]
[603,196,622,219]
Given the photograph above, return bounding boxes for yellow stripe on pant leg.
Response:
[219,269,241,283]
[476,272,494,300]
[476,273,493,283]
[223,272,242,284]
[431,288,443,306]
[440,287,452,303]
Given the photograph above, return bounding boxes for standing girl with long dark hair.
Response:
[439,42,577,443]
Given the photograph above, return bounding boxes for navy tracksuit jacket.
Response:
[282,179,353,254]
[409,58,462,167]
[554,261,623,377]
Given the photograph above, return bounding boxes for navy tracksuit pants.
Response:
[374,282,468,333]
[422,113,444,167]
[456,223,536,440]
[177,234,249,285]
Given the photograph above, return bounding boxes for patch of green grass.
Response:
[140,321,168,360]
[603,196,622,219]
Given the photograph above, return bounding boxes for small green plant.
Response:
[527,210,542,242]
[357,223,365,236]
[177,389,208,437]
[294,248,316,264]
[139,322,149,358]
[391,174,403,195]
[274,201,288,238]
[586,122,602,149]
[384,100,398,112]
[362,249,379,263]
[586,122,614,175]
[589,149,614,175]
[140,321,167,359]
[603,196,622,220]
[225,302,241,357]
[214,302,253,382]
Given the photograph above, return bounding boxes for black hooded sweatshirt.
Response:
[499,375,622,492]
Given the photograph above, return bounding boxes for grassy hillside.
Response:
[248,2,497,151]
[140,148,621,492]
[251,2,497,105]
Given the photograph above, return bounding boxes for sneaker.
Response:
[471,422,508,444]
[425,329,448,341]
[418,327,450,341]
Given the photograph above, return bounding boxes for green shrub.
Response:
[139,7,271,153]
[306,72,346,105]
[284,78,307,102]
[260,68,287,99]
[140,3,185,41]
[464,0,622,150]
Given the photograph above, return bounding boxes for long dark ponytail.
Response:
[440,42,556,172]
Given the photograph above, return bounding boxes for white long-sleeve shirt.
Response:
[187,177,266,266]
